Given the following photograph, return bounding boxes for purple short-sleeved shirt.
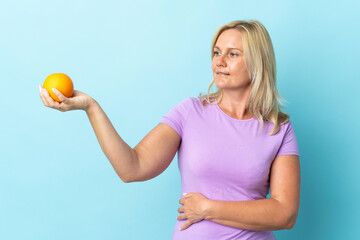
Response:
[160,97,299,240]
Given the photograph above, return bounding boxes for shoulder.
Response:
[172,97,210,117]
[261,118,295,137]
[281,119,295,131]
[180,96,201,103]
[187,97,214,113]
[174,96,217,117]
[181,97,195,105]
[188,96,217,110]
[178,97,202,109]
[167,97,197,117]
[276,119,296,138]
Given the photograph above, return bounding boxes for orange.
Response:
[43,73,74,103]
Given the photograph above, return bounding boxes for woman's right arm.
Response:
[85,100,140,182]
[39,86,180,183]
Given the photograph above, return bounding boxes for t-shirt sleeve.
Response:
[276,121,300,157]
[159,97,192,139]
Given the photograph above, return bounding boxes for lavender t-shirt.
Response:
[160,97,299,240]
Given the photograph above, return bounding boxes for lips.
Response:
[216,72,230,75]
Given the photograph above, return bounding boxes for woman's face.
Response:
[211,29,251,90]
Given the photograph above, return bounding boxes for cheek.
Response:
[233,62,248,75]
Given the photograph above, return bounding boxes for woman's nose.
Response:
[216,55,227,67]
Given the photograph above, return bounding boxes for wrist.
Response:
[203,199,215,220]
[85,97,97,113]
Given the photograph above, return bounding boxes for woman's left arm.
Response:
[177,155,300,231]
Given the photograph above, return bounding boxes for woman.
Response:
[39,20,300,240]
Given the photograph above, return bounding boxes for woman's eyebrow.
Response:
[214,46,242,52]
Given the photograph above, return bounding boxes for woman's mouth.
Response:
[217,72,230,75]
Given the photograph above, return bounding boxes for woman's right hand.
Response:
[39,85,94,112]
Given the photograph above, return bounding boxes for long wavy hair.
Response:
[198,20,290,135]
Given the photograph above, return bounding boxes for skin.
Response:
[177,193,211,230]
[212,28,253,120]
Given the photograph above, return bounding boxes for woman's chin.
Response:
[215,81,227,89]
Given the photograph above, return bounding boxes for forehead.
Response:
[215,29,243,50]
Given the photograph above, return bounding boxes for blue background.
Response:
[1,0,359,239]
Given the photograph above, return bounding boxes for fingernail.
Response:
[183,193,187,196]
[52,88,56,92]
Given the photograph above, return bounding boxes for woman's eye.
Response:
[213,51,238,57]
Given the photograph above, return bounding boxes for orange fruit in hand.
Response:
[43,73,74,103]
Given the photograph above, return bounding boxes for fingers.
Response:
[177,206,184,213]
[52,88,68,103]
[177,213,186,221]
[177,197,194,230]
[39,86,51,105]
[183,193,191,198]
[39,85,61,110]
[179,220,192,231]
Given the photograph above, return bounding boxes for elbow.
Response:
[120,174,137,183]
[119,175,130,183]
[118,172,145,183]
[121,177,131,183]
[284,213,298,229]
[275,205,298,230]
[113,164,138,183]
[276,200,299,230]
[117,173,133,183]
[286,220,296,230]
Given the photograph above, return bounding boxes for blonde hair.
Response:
[198,20,290,135]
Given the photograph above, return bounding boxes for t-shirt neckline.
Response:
[215,99,255,122]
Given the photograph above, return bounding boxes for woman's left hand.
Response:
[177,192,212,231]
